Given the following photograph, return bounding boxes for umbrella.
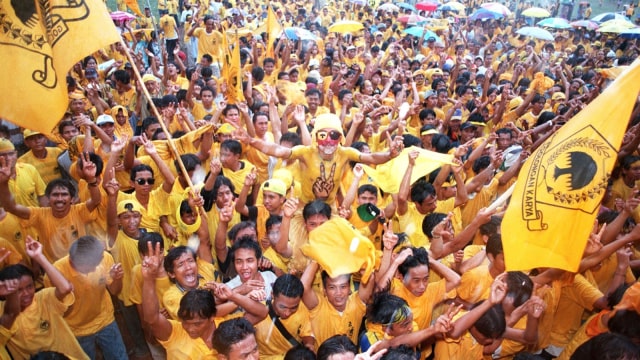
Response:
[349,0,368,5]
[397,2,418,12]
[282,27,317,41]
[599,23,635,33]
[328,20,364,33]
[439,3,463,12]
[537,17,572,29]
[110,11,136,22]
[469,8,503,21]
[521,7,551,18]
[416,1,439,12]
[442,1,465,12]
[591,12,629,23]
[570,20,599,30]
[398,14,428,23]
[378,3,400,12]
[403,26,442,41]
[516,26,554,40]
[480,2,512,16]
[620,28,640,39]
[598,19,635,29]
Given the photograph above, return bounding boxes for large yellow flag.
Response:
[125,0,143,17]
[0,0,121,134]
[362,146,454,194]
[265,5,281,58]
[222,31,244,104]
[502,59,640,272]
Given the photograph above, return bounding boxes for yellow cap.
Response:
[313,113,343,135]
[117,200,143,215]
[23,129,41,139]
[217,123,236,135]
[552,92,566,101]
[0,138,15,152]
[262,178,287,196]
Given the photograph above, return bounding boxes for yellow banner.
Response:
[125,0,143,17]
[502,59,640,272]
[266,5,281,58]
[0,0,121,133]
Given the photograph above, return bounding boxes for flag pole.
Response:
[118,38,198,196]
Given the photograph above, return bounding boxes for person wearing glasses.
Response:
[102,134,175,238]
[235,112,404,274]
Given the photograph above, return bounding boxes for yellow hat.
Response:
[262,178,287,196]
[111,105,129,117]
[142,74,158,83]
[420,129,439,136]
[313,113,343,136]
[413,69,425,78]
[217,123,236,135]
[509,97,523,111]
[0,138,15,152]
[117,199,143,215]
[23,129,41,139]
[552,92,566,101]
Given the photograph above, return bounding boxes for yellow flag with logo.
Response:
[502,59,640,272]
[125,0,143,17]
[0,0,120,134]
[221,31,244,104]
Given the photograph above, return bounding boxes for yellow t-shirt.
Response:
[118,188,171,235]
[456,264,493,304]
[289,145,361,205]
[160,14,178,40]
[255,303,313,359]
[49,253,116,337]
[112,231,142,306]
[129,264,173,305]
[158,320,218,359]
[309,291,366,345]
[2,289,88,360]
[391,278,447,330]
[222,161,256,198]
[193,28,224,62]
[10,163,46,207]
[433,310,483,360]
[17,147,64,185]
[191,100,218,121]
[22,203,97,262]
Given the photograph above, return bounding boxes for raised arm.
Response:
[0,158,30,219]
[26,236,73,301]
[300,261,320,310]
[141,134,175,193]
[234,128,293,158]
[141,242,174,341]
[396,150,419,216]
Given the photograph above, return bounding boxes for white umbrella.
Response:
[516,26,555,41]
[378,3,400,12]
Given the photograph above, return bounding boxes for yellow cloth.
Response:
[0,0,120,134]
[502,59,640,272]
[10,163,46,207]
[456,264,493,304]
[2,289,88,360]
[112,231,142,306]
[48,253,116,337]
[17,148,64,185]
[22,204,97,262]
[222,161,256,197]
[302,217,377,283]
[158,320,218,359]
[289,145,360,205]
[125,0,143,16]
[309,291,366,345]
[362,146,454,194]
[129,264,172,305]
[255,303,313,359]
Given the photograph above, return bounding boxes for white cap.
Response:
[96,114,115,126]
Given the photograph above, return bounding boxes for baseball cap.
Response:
[357,203,381,222]
[552,92,566,101]
[451,109,463,120]
[23,129,41,139]
[423,89,437,99]
[0,138,15,152]
[262,178,287,196]
[117,200,143,215]
[460,122,477,130]
[96,114,115,126]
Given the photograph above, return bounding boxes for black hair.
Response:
[138,232,164,255]
[212,318,257,356]
[472,301,506,339]
[175,153,201,176]
[366,292,411,325]
[280,132,302,146]
[221,139,243,155]
[570,332,640,360]
[486,233,503,257]
[266,215,282,231]
[302,200,331,222]
[410,180,436,204]
[505,271,533,308]
[0,264,34,282]
[230,238,262,263]
[212,175,235,199]
[397,247,430,277]
[45,178,77,198]
[272,274,304,298]
[316,335,358,360]
[177,289,216,320]
[130,164,154,181]
[164,246,197,276]
[380,345,417,360]
[284,345,316,360]
[227,221,257,242]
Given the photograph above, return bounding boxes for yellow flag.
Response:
[362,146,454,194]
[0,0,120,134]
[502,59,640,272]
[222,31,244,104]
[266,5,281,58]
[301,217,377,283]
[125,0,143,17]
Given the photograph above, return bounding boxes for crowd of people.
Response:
[0,0,640,359]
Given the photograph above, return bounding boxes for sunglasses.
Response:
[316,130,342,141]
[135,178,155,185]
